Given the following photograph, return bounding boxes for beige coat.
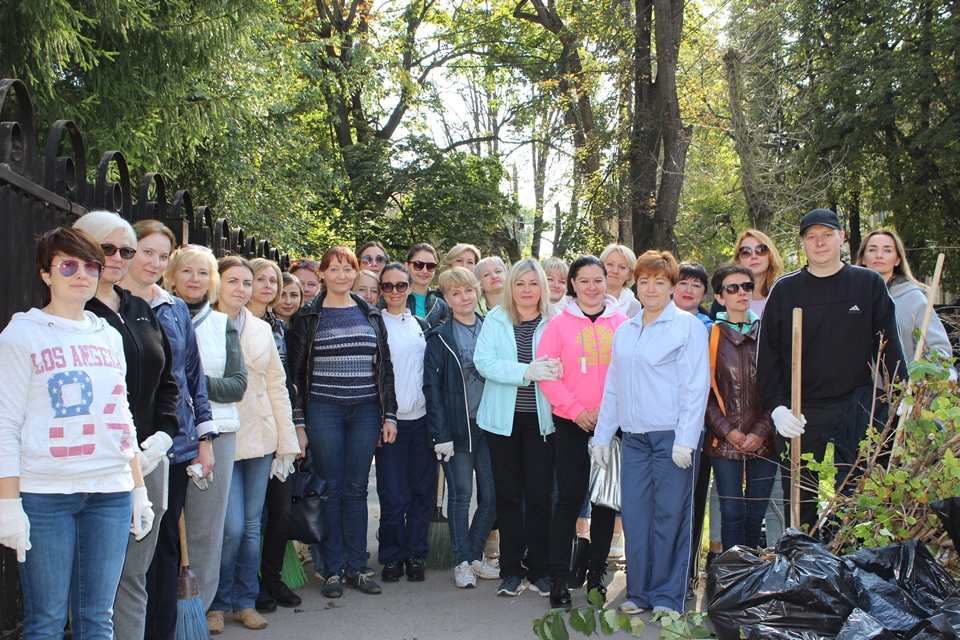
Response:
[234,307,298,461]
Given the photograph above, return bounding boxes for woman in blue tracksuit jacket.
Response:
[474,259,561,599]
[592,250,710,616]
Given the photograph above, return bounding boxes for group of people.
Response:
[0,206,953,638]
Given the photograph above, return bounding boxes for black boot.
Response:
[550,577,572,609]
[586,570,607,600]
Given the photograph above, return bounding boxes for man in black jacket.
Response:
[756,209,905,531]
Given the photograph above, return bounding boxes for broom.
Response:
[280,540,308,589]
[426,464,455,570]
[176,514,209,640]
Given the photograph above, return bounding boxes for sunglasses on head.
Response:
[361,255,387,266]
[101,243,136,260]
[721,281,756,295]
[410,260,437,272]
[380,281,409,293]
[56,259,103,279]
[737,244,769,259]
[292,259,320,270]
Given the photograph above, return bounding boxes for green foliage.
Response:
[531,590,716,639]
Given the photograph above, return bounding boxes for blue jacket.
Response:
[423,313,483,452]
[594,301,710,450]
[473,306,554,437]
[152,288,215,464]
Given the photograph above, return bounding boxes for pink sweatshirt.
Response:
[536,295,628,421]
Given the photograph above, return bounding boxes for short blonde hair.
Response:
[164,245,220,301]
[634,250,680,286]
[600,244,639,287]
[357,269,380,284]
[73,210,137,247]
[501,259,554,326]
[438,266,481,297]
[540,256,568,278]
[443,243,481,270]
[249,258,283,308]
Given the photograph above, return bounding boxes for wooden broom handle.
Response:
[178,513,189,567]
[790,308,802,530]
[912,253,945,363]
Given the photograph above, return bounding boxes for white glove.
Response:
[592,444,610,470]
[672,444,693,469]
[0,498,31,562]
[139,432,173,477]
[186,463,213,491]
[131,486,155,541]
[271,454,297,482]
[434,442,455,462]
[524,356,560,382]
[772,405,806,438]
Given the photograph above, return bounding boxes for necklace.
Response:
[455,317,480,339]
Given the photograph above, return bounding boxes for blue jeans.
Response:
[710,455,778,550]
[620,431,694,613]
[375,415,436,564]
[212,454,274,612]
[305,401,381,577]
[441,423,496,565]
[20,491,132,640]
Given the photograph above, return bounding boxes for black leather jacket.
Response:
[287,290,397,425]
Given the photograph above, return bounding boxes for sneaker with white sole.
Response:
[454,562,477,588]
[528,576,551,596]
[608,532,625,559]
[471,558,500,580]
[618,600,646,615]
[496,575,525,596]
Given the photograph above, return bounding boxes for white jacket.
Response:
[382,310,426,420]
[194,304,242,433]
[594,301,710,450]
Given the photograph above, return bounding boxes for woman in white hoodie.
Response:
[0,227,153,640]
[857,229,954,362]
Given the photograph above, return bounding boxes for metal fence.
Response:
[0,77,290,635]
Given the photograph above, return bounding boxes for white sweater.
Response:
[382,310,427,420]
[0,309,136,493]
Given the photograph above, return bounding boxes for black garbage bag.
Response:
[843,540,960,633]
[747,626,826,639]
[931,597,960,634]
[836,609,898,640]
[707,529,859,640]
[901,614,960,640]
[931,498,960,549]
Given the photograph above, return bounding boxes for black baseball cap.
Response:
[799,208,842,235]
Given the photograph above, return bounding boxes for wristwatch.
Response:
[199,434,216,442]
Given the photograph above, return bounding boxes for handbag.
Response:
[589,435,621,511]
[569,535,590,588]
[288,453,328,545]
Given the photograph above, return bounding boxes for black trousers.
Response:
[775,385,888,531]
[689,440,711,580]
[145,460,189,640]
[260,475,294,587]
[548,416,616,578]
[487,412,555,582]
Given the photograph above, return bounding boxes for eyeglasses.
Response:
[721,281,756,294]
[410,261,437,272]
[737,244,769,259]
[361,255,387,266]
[101,243,137,260]
[56,259,104,279]
[291,259,320,270]
[380,281,410,293]
[178,244,214,254]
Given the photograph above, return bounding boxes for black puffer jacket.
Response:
[287,290,397,425]
[86,285,180,442]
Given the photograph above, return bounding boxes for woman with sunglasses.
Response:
[287,246,397,599]
[0,227,153,640]
[73,212,180,639]
[374,264,435,583]
[274,273,304,327]
[247,258,306,613]
[116,221,216,640]
[712,230,784,319]
[705,264,777,551]
[164,245,249,624]
[404,243,449,328]
[358,241,390,276]
[289,259,322,304]
[474,259,560,598]
[856,229,953,362]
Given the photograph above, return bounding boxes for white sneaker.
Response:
[454,561,477,588]
[471,558,500,580]
[608,532,625,558]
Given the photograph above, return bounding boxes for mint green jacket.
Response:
[473,305,555,437]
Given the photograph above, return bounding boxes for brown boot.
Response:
[233,608,269,630]
[206,610,224,635]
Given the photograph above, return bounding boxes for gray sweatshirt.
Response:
[888,277,953,361]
